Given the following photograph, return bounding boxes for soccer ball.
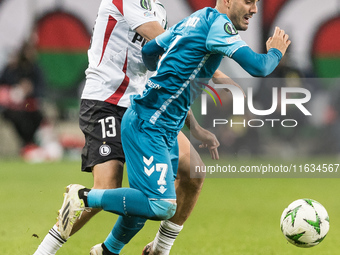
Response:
[280,198,329,248]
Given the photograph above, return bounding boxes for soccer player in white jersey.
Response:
[33,0,225,254]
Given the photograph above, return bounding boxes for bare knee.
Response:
[177,177,204,195]
[177,132,206,185]
[177,156,205,192]
[176,172,204,194]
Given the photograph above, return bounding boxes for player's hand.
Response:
[266,26,291,56]
[195,128,220,160]
[186,108,219,159]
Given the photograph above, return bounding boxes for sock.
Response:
[87,188,156,218]
[104,216,146,254]
[33,224,66,255]
[152,220,183,255]
[78,188,91,207]
[102,243,119,255]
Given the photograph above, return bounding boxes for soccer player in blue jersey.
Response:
[59,0,290,254]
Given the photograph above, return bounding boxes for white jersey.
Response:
[81,0,167,107]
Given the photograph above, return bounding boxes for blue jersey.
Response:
[132,7,247,131]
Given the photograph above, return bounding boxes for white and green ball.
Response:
[280,199,329,248]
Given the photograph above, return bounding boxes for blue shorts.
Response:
[121,107,179,200]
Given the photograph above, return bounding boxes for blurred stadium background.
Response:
[0,0,339,159]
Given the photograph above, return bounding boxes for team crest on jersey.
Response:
[140,0,152,11]
[224,22,238,35]
[99,144,111,156]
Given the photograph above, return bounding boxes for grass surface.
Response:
[1,157,339,254]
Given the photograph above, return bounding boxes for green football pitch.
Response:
[1,157,339,254]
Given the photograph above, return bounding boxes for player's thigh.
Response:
[177,131,205,179]
[122,108,177,199]
[79,99,126,185]
[92,159,124,189]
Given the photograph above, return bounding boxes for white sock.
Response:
[152,220,183,255]
[33,224,66,255]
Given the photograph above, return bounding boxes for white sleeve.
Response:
[123,0,159,30]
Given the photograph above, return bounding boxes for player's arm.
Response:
[135,21,165,42]
[231,27,291,77]
[185,109,220,160]
[142,29,172,71]
[212,69,246,98]
[232,47,282,77]
[125,0,166,41]
[207,15,290,77]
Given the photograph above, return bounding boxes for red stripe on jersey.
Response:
[112,0,124,15]
[105,51,130,105]
[98,15,117,66]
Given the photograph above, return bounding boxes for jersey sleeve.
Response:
[232,47,282,77]
[123,0,159,30]
[155,27,173,49]
[154,1,167,29]
[142,39,166,71]
[206,15,247,57]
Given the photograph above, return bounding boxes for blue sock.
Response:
[87,188,157,218]
[103,216,147,254]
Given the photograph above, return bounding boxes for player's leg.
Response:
[56,182,176,249]
[67,159,124,235]
[33,100,125,255]
[33,161,124,255]
[171,131,205,225]
[144,131,205,255]
[86,108,179,254]
[58,100,127,239]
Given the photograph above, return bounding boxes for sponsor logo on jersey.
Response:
[99,144,111,156]
[140,0,152,11]
[226,35,242,44]
[147,80,161,89]
[224,22,238,35]
[132,32,147,47]
[144,11,154,18]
